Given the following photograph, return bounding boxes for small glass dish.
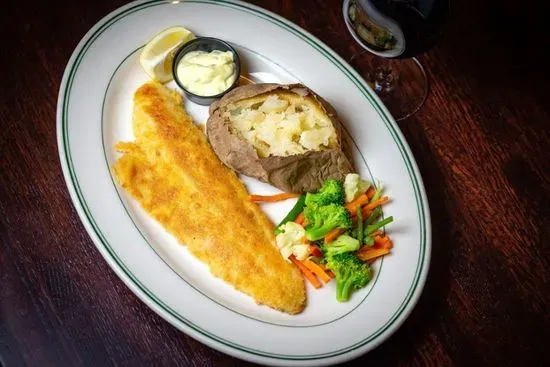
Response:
[172,37,241,106]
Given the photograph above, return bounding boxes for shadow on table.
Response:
[346,115,454,365]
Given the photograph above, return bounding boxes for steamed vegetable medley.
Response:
[273,173,393,302]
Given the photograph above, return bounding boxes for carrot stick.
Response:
[363,196,389,212]
[301,237,311,245]
[370,230,383,237]
[294,212,305,225]
[308,245,323,258]
[366,186,375,199]
[324,228,345,244]
[303,259,331,283]
[374,234,390,243]
[289,255,321,289]
[357,248,391,262]
[373,235,385,244]
[317,263,336,278]
[345,193,370,215]
[374,235,393,250]
[249,193,301,202]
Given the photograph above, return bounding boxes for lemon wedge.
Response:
[139,26,195,83]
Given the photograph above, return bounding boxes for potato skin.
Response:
[206,83,353,193]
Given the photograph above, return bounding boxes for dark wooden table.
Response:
[2,0,549,366]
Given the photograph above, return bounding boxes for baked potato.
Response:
[206,83,353,193]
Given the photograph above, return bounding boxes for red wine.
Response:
[347,0,450,58]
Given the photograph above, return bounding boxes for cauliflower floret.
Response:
[344,173,371,203]
[275,222,309,261]
[291,244,310,261]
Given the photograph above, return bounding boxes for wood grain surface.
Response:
[1,0,549,366]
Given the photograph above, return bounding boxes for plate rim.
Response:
[56,0,432,365]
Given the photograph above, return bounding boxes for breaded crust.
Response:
[113,81,306,314]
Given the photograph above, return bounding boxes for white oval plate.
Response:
[57,0,431,365]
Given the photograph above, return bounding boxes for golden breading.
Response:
[113,81,306,314]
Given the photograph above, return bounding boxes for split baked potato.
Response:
[206,83,353,193]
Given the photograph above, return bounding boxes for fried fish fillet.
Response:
[112,81,306,314]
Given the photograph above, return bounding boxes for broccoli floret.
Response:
[304,204,352,241]
[305,179,345,207]
[323,234,360,256]
[325,252,372,302]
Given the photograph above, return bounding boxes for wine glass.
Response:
[343,0,450,121]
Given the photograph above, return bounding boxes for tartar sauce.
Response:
[176,50,237,96]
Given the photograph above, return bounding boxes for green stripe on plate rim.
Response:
[101,45,385,328]
[60,0,429,361]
